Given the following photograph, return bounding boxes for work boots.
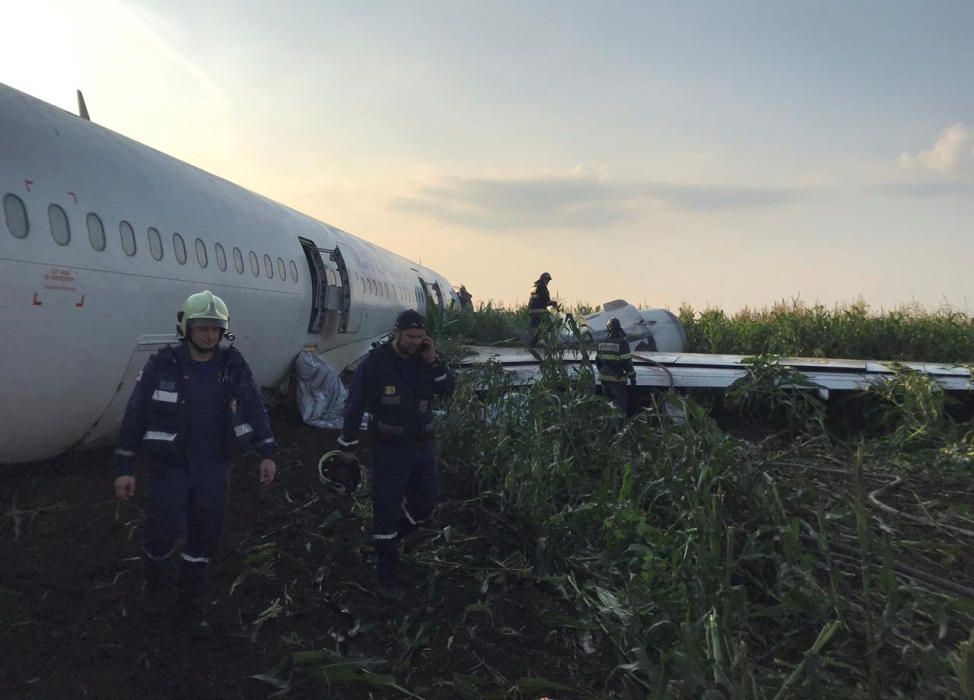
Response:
[142,554,173,620]
[176,560,212,638]
[374,538,403,603]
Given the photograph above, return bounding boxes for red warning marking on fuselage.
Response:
[75,295,85,308]
[24,180,33,191]
[68,192,78,204]
[32,293,42,306]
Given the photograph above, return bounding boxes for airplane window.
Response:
[147,227,163,260]
[233,247,244,273]
[277,257,286,280]
[3,193,29,238]
[196,238,208,268]
[215,243,227,271]
[49,204,71,246]
[87,213,106,251]
[249,251,259,276]
[119,220,136,255]
[263,254,273,278]
[289,260,298,283]
[173,232,187,264]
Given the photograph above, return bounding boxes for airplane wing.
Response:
[459,347,973,394]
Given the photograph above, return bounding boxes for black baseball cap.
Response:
[395,309,427,330]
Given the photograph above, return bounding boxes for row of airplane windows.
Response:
[362,273,420,304]
[3,193,300,283]
[5,192,424,304]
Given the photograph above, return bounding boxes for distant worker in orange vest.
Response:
[596,317,637,417]
[528,272,559,347]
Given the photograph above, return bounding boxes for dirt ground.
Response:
[4,402,973,699]
[0,411,611,699]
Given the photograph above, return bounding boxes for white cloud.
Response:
[899,123,974,176]
[393,166,800,232]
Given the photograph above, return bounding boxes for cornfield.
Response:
[679,299,974,363]
[427,301,974,697]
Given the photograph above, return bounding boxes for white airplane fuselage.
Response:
[0,84,457,464]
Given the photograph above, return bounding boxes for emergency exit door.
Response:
[299,238,362,334]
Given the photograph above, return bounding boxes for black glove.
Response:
[629,377,637,386]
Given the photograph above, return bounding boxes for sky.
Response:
[3,0,973,313]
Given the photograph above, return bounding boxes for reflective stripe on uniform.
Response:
[433,373,448,382]
[144,544,177,561]
[373,533,398,540]
[337,436,358,447]
[256,437,275,446]
[143,430,177,442]
[151,389,179,403]
[233,423,253,437]
[181,552,210,563]
[114,448,136,457]
[401,500,418,525]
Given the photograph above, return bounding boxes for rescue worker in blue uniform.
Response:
[528,272,558,347]
[596,317,637,417]
[113,290,277,635]
[338,309,455,597]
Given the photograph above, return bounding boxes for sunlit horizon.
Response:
[3,0,971,315]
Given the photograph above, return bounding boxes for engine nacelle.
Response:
[563,299,687,352]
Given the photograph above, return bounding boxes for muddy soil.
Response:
[0,412,610,699]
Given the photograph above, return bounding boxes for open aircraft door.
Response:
[416,276,432,314]
[300,238,362,335]
[430,281,445,307]
[76,334,176,450]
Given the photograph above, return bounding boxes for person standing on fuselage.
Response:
[458,285,473,312]
[528,272,558,347]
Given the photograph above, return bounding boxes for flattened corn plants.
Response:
[434,306,974,698]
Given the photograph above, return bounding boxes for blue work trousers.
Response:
[143,459,229,565]
[603,381,630,416]
[371,441,438,585]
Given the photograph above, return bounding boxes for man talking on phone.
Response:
[337,309,455,599]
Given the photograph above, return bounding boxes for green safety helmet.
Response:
[177,290,230,338]
[318,450,366,496]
